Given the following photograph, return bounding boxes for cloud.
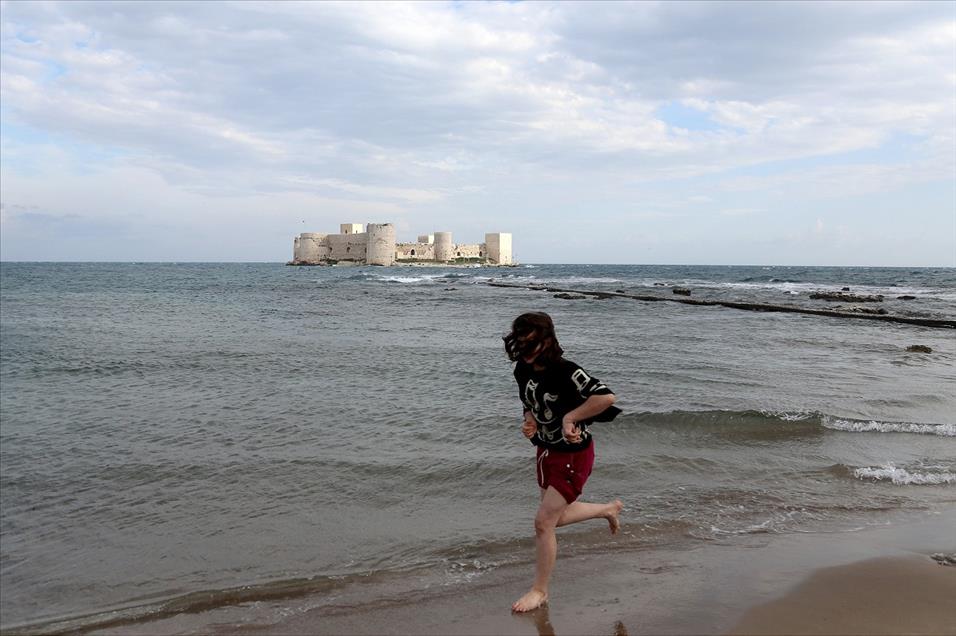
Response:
[0,1,953,264]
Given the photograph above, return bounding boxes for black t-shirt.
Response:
[513,358,620,451]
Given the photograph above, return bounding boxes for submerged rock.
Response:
[553,293,586,300]
[810,291,884,303]
[672,287,691,296]
[835,306,888,315]
[931,553,956,566]
[906,345,933,353]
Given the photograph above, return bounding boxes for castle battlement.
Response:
[290,223,513,266]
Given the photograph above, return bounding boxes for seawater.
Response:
[1,263,954,631]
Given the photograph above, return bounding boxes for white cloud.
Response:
[0,1,953,264]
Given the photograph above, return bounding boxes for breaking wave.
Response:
[822,416,955,437]
[853,464,956,486]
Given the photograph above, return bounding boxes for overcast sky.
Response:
[1,1,954,265]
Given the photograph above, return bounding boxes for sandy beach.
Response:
[86,507,956,636]
[730,556,956,635]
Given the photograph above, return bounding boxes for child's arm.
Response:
[562,394,617,442]
[522,410,537,439]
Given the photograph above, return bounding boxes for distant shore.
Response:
[286,261,519,268]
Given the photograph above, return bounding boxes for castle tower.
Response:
[296,233,329,263]
[485,233,513,265]
[433,232,453,262]
[366,223,396,266]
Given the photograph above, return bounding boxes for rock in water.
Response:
[897,295,916,300]
[672,287,691,296]
[931,553,956,566]
[810,291,884,303]
[553,293,585,300]
[906,345,933,353]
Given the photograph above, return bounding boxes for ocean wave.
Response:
[490,275,624,285]
[377,273,470,284]
[381,276,434,284]
[757,410,815,422]
[614,411,956,443]
[853,464,956,486]
[822,416,955,437]
[623,409,823,430]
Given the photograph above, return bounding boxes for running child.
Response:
[503,311,623,613]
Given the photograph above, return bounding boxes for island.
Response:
[289,223,513,266]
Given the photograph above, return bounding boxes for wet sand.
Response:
[92,508,956,636]
[729,556,956,635]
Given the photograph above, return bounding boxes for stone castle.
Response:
[290,223,513,266]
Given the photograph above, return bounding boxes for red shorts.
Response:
[536,443,595,504]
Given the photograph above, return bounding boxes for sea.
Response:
[1,263,954,632]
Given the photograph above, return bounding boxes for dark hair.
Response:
[503,312,564,365]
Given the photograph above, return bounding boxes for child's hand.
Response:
[522,412,537,438]
[562,416,581,443]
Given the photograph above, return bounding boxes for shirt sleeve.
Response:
[566,361,614,399]
[566,360,621,422]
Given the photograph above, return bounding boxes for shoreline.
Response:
[79,507,956,636]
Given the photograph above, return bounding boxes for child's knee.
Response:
[534,508,561,535]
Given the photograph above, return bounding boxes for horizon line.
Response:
[1,261,954,269]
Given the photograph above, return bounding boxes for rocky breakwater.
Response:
[485,282,956,330]
[809,291,885,303]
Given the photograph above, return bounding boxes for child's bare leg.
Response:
[557,499,623,534]
[512,487,568,613]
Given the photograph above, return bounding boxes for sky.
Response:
[1,1,954,265]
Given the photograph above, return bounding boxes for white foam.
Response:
[823,417,955,437]
[760,410,814,422]
[378,274,448,284]
[493,275,623,285]
[853,464,956,486]
[381,276,428,283]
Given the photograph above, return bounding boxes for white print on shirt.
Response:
[570,368,608,396]
[524,379,559,424]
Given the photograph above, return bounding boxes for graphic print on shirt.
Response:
[570,368,608,395]
[524,378,559,424]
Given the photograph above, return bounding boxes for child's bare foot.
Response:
[511,588,548,612]
[606,499,623,535]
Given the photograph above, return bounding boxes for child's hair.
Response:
[503,312,564,365]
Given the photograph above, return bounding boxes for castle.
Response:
[290,223,513,266]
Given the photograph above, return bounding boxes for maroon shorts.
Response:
[536,443,595,504]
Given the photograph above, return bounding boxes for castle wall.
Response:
[327,233,368,261]
[452,244,483,259]
[396,243,436,260]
